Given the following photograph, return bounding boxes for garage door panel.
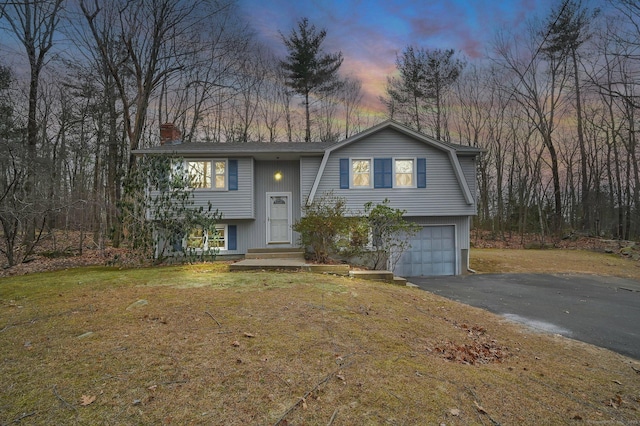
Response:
[443,250,455,262]
[394,225,456,277]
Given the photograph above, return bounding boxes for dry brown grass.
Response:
[471,248,640,280]
[1,261,640,425]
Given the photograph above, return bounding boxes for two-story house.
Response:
[134,120,482,276]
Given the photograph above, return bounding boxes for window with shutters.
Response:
[339,157,425,189]
[185,159,238,191]
[185,224,229,251]
[351,159,371,187]
[187,161,212,189]
[394,159,415,187]
[213,160,226,189]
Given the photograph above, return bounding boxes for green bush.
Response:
[122,156,222,262]
[294,192,352,263]
[295,195,419,270]
[361,199,420,270]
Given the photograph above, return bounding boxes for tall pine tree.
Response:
[280,18,343,142]
[385,46,464,140]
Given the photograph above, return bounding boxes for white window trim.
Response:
[350,157,373,189]
[185,158,228,191]
[209,224,228,251]
[393,157,417,188]
[184,224,228,252]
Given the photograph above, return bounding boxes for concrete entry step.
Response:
[245,247,305,260]
[247,248,305,253]
[392,276,408,286]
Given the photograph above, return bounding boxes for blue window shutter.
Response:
[172,231,184,253]
[384,159,392,188]
[228,225,237,250]
[417,158,426,188]
[228,160,238,190]
[374,158,392,188]
[339,158,349,189]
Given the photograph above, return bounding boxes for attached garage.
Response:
[394,225,457,277]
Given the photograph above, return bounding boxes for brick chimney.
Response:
[160,123,181,145]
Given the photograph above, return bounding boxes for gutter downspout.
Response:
[467,249,476,273]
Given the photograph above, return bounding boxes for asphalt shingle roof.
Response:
[132,140,336,155]
[132,121,483,156]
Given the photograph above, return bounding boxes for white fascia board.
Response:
[307,151,331,206]
[448,151,474,205]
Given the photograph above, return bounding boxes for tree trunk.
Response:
[24,70,39,246]
[543,134,563,233]
[304,90,311,142]
[572,50,590,233]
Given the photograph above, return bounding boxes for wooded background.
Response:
[0,0,638,266]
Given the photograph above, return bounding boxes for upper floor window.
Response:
[352,159,371,187]
[214,161,226,188]
[394,159,415,187]
[187,160,226,189]
[340,157,425,189]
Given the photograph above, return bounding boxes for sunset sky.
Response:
[0,0,606,116]
[237,0,594,113]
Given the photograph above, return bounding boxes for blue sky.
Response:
[237,0,566,111]
[0,0,604,114]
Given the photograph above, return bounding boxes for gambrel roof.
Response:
[306,120,482,205]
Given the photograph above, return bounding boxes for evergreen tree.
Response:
[280,17,343,142]
[385,46,464,140]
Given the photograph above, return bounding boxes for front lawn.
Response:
[1,263,639,425]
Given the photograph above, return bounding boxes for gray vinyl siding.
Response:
[300,156,322,205]
[220,220,252,255]
[315,128,476,216]
[190,157,254,219]
[242,160,302,249]
[149,157,254,220]
[459,156,477,204]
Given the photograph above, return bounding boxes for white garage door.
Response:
[394,226,456,277]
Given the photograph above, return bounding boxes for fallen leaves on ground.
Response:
[80,395,96,406]
[432,323,509,365]
[433,339,509,365]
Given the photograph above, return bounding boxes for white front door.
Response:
[266,192,291,244]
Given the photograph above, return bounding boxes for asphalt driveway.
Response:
[409,273,640,360]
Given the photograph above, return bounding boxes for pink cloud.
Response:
[409,16,454,40]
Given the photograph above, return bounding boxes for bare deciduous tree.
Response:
[0,0,64,245]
